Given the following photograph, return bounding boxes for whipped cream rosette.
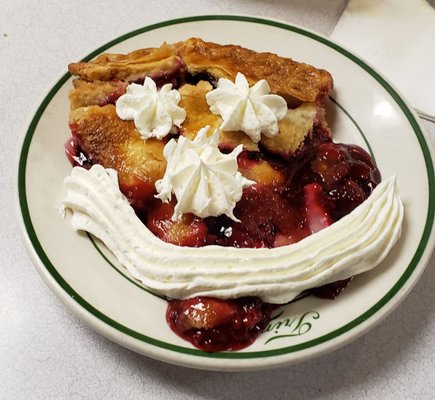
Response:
[155,126,254,221]
[206,72,288,143]
[116,77,186,140]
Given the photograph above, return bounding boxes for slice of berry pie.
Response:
[63,38,403,352]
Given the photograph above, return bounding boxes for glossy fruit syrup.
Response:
[166,297,275,352]
[66,135,380,352]
[164,141,380,352]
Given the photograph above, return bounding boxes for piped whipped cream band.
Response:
[62,165,403,304]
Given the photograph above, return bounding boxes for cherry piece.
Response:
[64,136,92,168]
[167,297,274,352]
[304,183,333,233]
[311,277,354,299]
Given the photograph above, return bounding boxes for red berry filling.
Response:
[64,135,92,169]
[146,199,207,247]
[304,183,334,234]
[65,131,380,352]
[163,141,380,351]
[311,277,354,299]
[166,297,275,352]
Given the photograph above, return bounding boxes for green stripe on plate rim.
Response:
[329,96,375,159]
[18,15,435,360]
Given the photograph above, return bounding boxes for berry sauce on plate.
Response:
[66,134,380,352]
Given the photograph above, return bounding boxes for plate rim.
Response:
[16,14,435,370]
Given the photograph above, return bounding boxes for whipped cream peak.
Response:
[206,72,288,143]
[155,126,254,221]
[115,77,186,140]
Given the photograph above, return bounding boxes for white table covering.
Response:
[1,1,434,398]
[331,0,435,121]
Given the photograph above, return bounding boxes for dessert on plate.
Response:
[63,38,403,352]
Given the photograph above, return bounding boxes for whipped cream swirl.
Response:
[115,77,186,140]
[206,72,288,143]
[155,126,254,221]
[62,166,404,304]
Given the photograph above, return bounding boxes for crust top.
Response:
[177,38,333,106]
[68,37,333,106]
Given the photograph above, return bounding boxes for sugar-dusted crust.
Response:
[68,38,333,106]
[69,79,128,110]
[176,38,333,106]
[262,103,321,157]
[69,105,166,201]
[68,43,184,83]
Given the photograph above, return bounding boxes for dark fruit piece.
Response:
[206,183,310,248]
[304,183,333,233]
[327,179,366,220]
[310,142,350,185]
[311,277,354,299]
[166,297,274,352]
[64,135,92,169]
[118,172,156,211]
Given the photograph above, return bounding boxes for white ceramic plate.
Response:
[16,16,435,371]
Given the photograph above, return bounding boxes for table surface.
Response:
[1,1,434,399]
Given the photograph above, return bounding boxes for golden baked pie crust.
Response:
[67,38,333,193]
[69,37,333,106]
